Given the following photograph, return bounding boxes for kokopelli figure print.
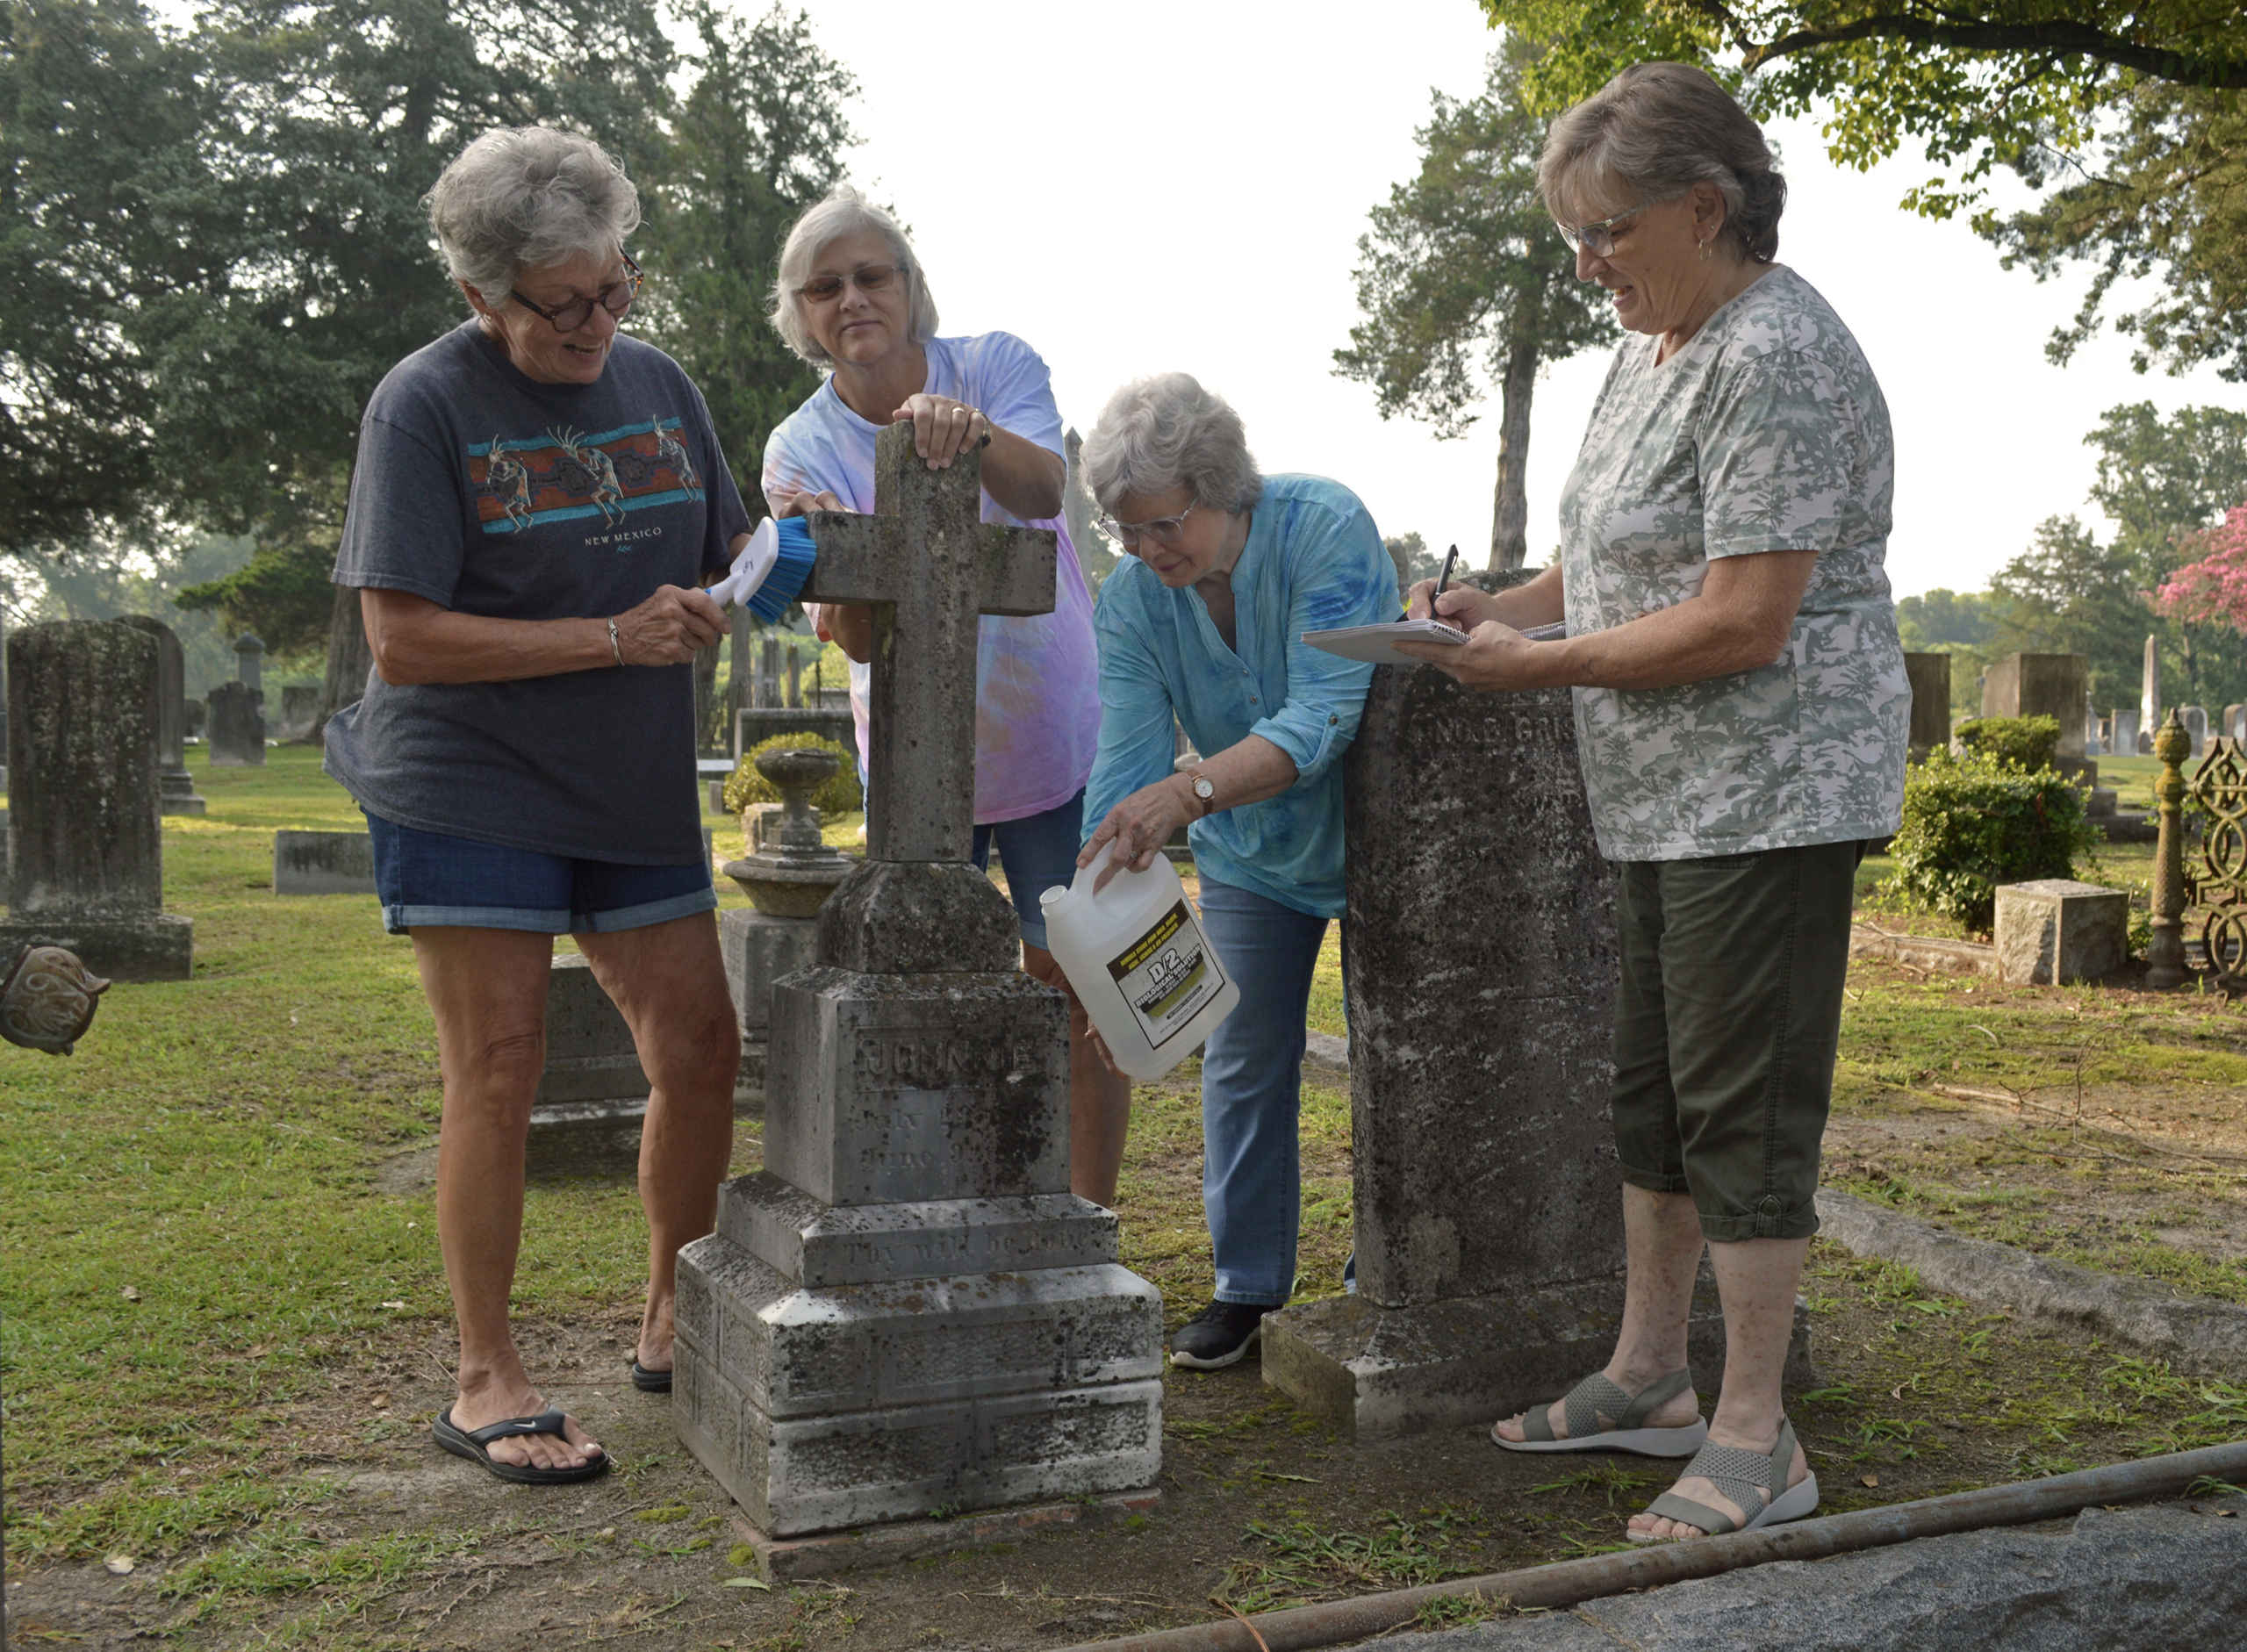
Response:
[653,416,700,491]
[486,437,534,532]
[549,425,627,526]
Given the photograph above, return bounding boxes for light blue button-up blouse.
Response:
[1080,473,1396,919]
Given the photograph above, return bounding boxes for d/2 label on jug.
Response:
[1107,900,1227,1050]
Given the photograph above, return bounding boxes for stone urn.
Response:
[721,747,858,919]
[1,944,110,1055]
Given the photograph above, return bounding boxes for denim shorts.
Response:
[971,788,1087,951]
[1608,839,1867,1243]
[364,811,716,937]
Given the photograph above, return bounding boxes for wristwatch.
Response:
[1187,771,1216,815]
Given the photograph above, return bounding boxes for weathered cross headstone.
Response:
[674,425,1162,1549]
[205,681,265,767]
[2141,635,2162,753]
[118,616,205,816]
[1902,651,1949,762]
[1261,576,1805,1439]
[0,622,192,980]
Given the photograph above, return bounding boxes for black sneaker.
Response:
[1168,1300,1267,1369]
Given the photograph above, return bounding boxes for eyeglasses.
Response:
[1097,500,1198,549]
[1556,203,1653,258]
[796,263,905,303]
[509,253,643,333]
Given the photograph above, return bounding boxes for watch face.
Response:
[1193,776,1215,799]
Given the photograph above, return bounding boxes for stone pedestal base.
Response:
[524,1090,764,1179]
[159,771,205,816]
[1261,1272,1814,1442]
[675,1233,1163,1534]
[0,913,192,982]
[719,908,817,1041]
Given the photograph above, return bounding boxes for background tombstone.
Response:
[233,631,264,693]
[2084,694,2102,757]
[118,616,205,816]
[205,681,265,766]
[735,705,855,758]
[277,686,319,741]
[2112,706,2141,759]
[1982,653,2089,755]
[2141,634,2161,752]
[2225,705,2246,744]
[1902,652,1950,762]
[1261,575,1805,1440]
[0,621,193,980]
[2184,706,2209,758]
[674,425,1162,1552]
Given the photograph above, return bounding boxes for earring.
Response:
[1698,238,1713,262]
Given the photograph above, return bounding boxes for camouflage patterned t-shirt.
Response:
[1557,265,1908,861]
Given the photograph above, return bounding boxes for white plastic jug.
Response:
[1039,843,1241,1081]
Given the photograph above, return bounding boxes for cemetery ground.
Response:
[4,751,2246,1651]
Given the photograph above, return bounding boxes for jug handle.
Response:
[1069,838,1117,898]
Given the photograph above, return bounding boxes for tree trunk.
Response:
[1488,328,1540,571]
[313,584,372,739]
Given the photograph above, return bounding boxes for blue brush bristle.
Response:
[747,515,818,622]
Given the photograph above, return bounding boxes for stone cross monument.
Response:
[673,425,1162,1545]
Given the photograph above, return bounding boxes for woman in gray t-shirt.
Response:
[325,127,755,1484]
[1403,65,1906,1544]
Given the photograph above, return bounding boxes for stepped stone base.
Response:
[523,1092,763,1179]
[675,1232,1162,1534]
[0,913,192,982]
[1262,1271,1813,1442]
[717,1169,1117,1288]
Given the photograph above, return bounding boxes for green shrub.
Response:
[1884,747,2100,934]
[1952,715,2061,772]
[721,733,863,817]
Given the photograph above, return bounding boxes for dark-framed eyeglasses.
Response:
[1556,203,1653,258]
[1097,499,1199,549]
[509,253,643,333]
[796,263,905,303]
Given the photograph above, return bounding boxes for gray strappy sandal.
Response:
[1630,1417,1819,1541]
[1492,1368,1708,1457]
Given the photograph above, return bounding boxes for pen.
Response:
[1430,543,1459,625]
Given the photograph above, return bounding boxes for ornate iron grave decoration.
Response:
[2186,735,2247,976]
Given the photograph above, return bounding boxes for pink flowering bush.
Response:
[2158,506,2247,631]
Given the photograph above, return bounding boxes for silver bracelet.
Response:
[607,615,624,667]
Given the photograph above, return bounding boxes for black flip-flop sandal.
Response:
[433,1406,609,1484]
[629,1360,672,1393]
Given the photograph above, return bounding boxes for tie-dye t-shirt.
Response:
[1558,266,1908,861]
[763,332,1101,824]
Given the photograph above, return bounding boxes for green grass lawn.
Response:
[4,743,2241,1634]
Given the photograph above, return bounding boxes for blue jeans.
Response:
[971,787,1088,951]
[1197,878,1332,1308]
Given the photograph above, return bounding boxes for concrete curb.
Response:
[1817,1188,2247,1378]
[1848,924,1997,977]
[1303,1030,1348,1074]
[1379,1492,2247,1650]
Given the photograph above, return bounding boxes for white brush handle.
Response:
[707,517,780,608]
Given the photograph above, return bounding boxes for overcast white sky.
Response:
[793,0,2246,599]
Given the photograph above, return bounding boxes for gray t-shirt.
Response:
[325,321,751,862]
[1558,266,1908,861]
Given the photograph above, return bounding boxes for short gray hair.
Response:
[1538,62,1785,264]
[768,184,940,364]
[425,126,641,299]
[1081,373,1263,516]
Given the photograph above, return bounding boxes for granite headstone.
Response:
[0,621,192,979]
[118,616,205,815]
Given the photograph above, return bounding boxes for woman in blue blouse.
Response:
[1077,372,1395,1369]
